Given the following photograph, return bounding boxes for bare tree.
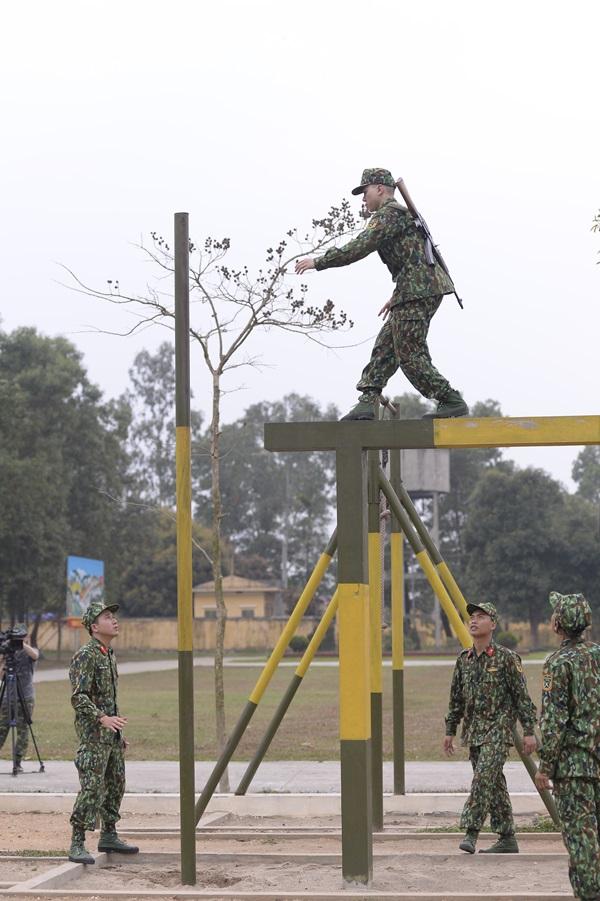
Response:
[62,201,358,790]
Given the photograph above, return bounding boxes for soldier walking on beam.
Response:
[295,168,468,421]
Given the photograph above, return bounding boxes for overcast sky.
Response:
[2,0,599,487]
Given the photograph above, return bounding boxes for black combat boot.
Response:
[459,829,478,853]
[98,825,139,854]
[479,832,519,853]
[340,400,377,421]
[422,390,469,419]
[68,827,95,864]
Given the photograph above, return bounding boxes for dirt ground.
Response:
[0,812,574,899]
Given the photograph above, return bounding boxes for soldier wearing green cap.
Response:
[295,168,468,420]
[536,591,600,901]
[67,601,138,864]
[444,601,537,854]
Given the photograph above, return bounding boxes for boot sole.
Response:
[68,856,95,865]
[422,408,469,420]
[479,848,519,854]
[458,843,476,854]
[97,847,139,854]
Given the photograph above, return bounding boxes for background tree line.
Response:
[2,325,600,646]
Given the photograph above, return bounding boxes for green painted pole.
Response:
[174,212,196,885]
[195,530,337,823]
[389,424,405,795]
[235,589,340,795]
[368,448,383,831]
[337,446,372,885]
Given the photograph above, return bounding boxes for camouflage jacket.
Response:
[445,642,537,746]
[314,198,454,306]
[69,637,120,745]
[538,636,600,779]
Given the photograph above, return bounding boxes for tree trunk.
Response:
[211,371,229,792]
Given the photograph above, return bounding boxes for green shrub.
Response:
[496,630,519,649]
[289,635,309,653]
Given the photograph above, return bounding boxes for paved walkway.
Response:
[36,656,546,683]
[0,759,540,794]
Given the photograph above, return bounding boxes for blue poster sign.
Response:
[66,556,105,617]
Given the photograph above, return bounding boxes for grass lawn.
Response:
[25,663,545,763]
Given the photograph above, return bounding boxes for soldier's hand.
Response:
[295,258,316,274]
[378,298,393,319]
[535,771,552,791]
[522,735,537,755]
[100,714,128,733]
[443,735,456,756]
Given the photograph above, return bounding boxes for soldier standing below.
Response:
[444,602,538,854]
[535,591,600,901]
[68,602,139,864]
[295,168,468,421]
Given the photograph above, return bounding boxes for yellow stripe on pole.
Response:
[416,551,471,648]
[296,590,339,678]
[437,561,469,622]
[434,415,600,449]
[368,533,383,693]
[339,583,371,740]
[391,532,404,670]
[248,552,332,705]
[176,426,193,652]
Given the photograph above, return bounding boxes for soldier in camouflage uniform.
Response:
[536,591,600,901]
[68,601,138,864]
[295,168,468,421]
[444,602,538,854]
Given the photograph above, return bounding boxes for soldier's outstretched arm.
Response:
[538,660,569,778]
[295,210,404,275]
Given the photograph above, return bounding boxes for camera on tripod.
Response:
[0,626,28,656]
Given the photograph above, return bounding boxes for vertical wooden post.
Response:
[175,212,196,884]
[390,440,405,795]
[368,448,383,830]
[336,446,372,885]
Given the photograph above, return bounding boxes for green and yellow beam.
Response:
[336,446,372,885]
[389,439,405,795]
[174,212,196,885]
[235,590,340,795]
[368,450,384,830]
[265,415,600,453]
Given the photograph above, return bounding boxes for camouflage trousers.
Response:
[0,697,34,763]
[357,296,453,403]
[70,738,125,832]
[554,778,600,901]
[460,743,514,834]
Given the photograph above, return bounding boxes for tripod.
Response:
[0,651,45,776]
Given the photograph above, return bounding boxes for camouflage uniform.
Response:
[314,168,458,403]
[445,603,537,835]
[0,648,35,766]
[539,591,600,901]
[69,608,125,833]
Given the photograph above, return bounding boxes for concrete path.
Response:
[0,759,540,794]
[36,656,546,683]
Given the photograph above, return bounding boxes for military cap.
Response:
[351,168,396,195]
[549,591,591,635]
[82,601,119,632]
[466,601,498,623]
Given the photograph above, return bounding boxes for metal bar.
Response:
[336,446,372,885]
[174,211,196,885]
[393,480,469,622]
[368,450,383,831]
[195,531,337,823]
[390,430,405,795]
[379,469,472,647]
[235,590,340,795]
